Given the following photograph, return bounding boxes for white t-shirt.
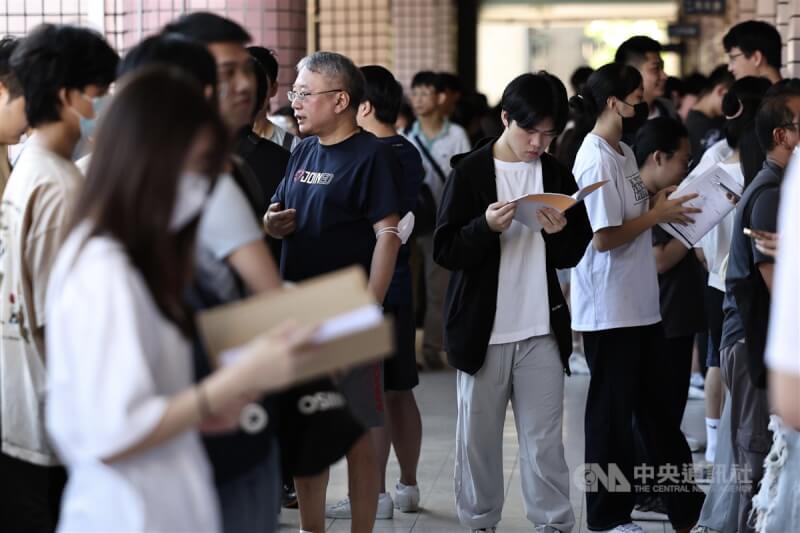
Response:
[0,139,84,466]
[45,227,220,532]
[489,158,550,344]
[195,173,264,301]
[766,151,800,375]
[263,121,299,152]
[696,161,744,292]
[682,139,737,291]
[408,120,471,205]
[570,133,661,331]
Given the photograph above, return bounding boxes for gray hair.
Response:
[297,51,364,111]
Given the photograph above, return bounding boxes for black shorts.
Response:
[383,301,419,391]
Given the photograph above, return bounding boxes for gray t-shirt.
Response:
[195,173,263,301]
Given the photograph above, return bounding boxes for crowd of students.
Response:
[0,11,798,533]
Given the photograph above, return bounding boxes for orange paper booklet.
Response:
[197,266,394,386]
[511,180,608,231]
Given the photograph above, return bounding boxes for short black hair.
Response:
[411,70,443,92]
[723,20,782,70]
[682,72,708,96]
[118,34,217,90]
[569,66,594,95]
[756,88,800,151]
[0,37,22,100]
[360,65,402,125]
[634,117,688,167]
[615,35,662,67]
[699,64,734,97]
[163,11,251,45]
[501,71,569,134]
[438,72,462,93]
[248,46,278,85]
[665,76,685,98]
[252,57,268,119]
[10,24,118,127]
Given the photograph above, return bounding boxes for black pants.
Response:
[634,334,694,500]
[583,324,704,531]
[0,452,67,533]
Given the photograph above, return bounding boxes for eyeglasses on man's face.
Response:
[287,89,344,102]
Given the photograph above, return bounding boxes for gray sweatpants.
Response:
[455,334,575,532]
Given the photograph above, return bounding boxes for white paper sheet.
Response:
[659,164,743,248]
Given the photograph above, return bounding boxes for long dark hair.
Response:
[722,76,772,186]
[560,63,642,166]
[71,66,229,335]
[568,63,642,126]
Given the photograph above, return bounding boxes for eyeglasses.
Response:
[728,52,744,62]
[287,89,344,102]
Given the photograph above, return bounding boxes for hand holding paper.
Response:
[485,201,517,232]
[658,164,743,248]
[199,267,394,390]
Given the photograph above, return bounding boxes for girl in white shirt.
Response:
[45,68,317,532]
[568,63,703,533]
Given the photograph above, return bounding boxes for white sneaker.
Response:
[600,523,645,533]
[325,493,394,520]
[394,481,420,513]
[688,385,705,400]
[690,372,705,389]
[569,351,590,375]
[685,435,704,453]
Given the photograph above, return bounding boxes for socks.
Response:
[705,417,719,463]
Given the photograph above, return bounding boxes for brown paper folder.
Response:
[197,266,394,384]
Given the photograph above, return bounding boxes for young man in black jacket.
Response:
[434,72,592,533]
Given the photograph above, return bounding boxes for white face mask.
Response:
[397,212,415,245]
[170,171,211,232]
[375,212,415,245]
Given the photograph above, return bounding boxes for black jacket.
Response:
[433,138,592,375]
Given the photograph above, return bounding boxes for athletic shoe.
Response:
[688,385,705,400]
[632,495,668,520]
[598,523,645,533]
[569,351,590,375]
[282,482,298,509]
[690,372,705,389]
[394,481,420,512]
[325,492,394,520]
[690,527,722,533]
[470,528,496,532]
[685,435,704,453]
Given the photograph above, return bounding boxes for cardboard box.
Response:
[197,266,394,384]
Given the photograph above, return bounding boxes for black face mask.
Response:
[619,101,649,134]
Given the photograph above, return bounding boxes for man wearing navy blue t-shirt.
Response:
[264,51,402,533]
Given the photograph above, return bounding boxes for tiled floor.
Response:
[278,368,707,533]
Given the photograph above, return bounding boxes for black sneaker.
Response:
[282,482,298,509]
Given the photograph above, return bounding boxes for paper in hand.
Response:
[659,164,743,248]
[511,180,608,231]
